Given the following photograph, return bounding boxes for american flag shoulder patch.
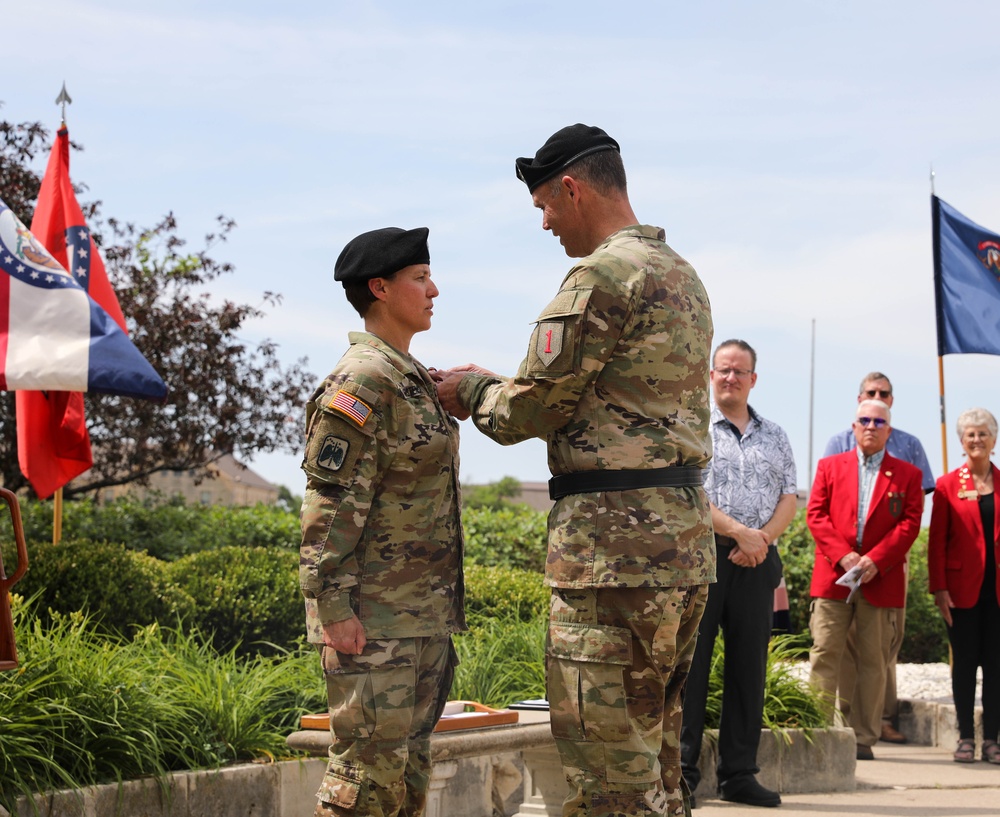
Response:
[331,389,373,426]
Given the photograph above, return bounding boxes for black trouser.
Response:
[680,537,781,789]
[947,591,1000,742]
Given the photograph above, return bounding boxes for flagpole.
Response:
[52,487,63,545]
[50,82,73,549]
[938,355,948,474]
[808,318,815,494]
[930,166,949,474]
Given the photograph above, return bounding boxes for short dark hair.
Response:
[713,339,757,371]
[858,372,892,395]
[343,271,397,318]
[552,149,628,197]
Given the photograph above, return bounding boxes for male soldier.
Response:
[681,340,797,808]
[300,227,465,815]
[808,400,923,761]
[436,124,714,817]
[823,372,934,745]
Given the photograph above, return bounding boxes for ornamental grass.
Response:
[0,596,324,812]
[702,633,831,734]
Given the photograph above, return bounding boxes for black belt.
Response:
[548,466,705,501]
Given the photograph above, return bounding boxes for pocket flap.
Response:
[548,622,632,665]
[317,764,362,808]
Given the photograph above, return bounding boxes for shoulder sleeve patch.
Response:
[304,382,381,485]
[330,389,373,426]
[302,406,375,485]
[315,434,352,472]
[527,288,593,377]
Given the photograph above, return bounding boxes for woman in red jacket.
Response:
[928,407,1000,764]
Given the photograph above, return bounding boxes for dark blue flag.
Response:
[933,195,1000,356]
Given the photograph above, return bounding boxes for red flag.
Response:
[16,127,126,498]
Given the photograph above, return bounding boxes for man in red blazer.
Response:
[807,399,923,761]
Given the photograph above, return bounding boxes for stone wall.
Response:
[1,721,859,817]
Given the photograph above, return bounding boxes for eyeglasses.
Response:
[864,389,891,398]
[715,368,753,379]
[856,416,888,428]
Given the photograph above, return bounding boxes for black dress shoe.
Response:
[720,777,781,808]
[856,744,875,760]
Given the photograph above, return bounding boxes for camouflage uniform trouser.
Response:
[547,585,707,817]
[315,635,456,817]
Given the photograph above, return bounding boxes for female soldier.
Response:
[299,227,465,816]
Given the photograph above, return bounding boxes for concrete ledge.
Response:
[3,722,859,816]
[692,727,857,800]
[897,697,982,748]
[3,759,325,817]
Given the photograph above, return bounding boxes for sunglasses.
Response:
[864,389,891,398]
[856,416,888,428]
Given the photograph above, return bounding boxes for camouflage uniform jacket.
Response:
[458,225,716,589]
[300,331,466,643]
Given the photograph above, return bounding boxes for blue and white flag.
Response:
[933,195,1000,356]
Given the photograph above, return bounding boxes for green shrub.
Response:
[4,496,300,561]
[10,496,198,560]
[13,540,553,660]
[12,538,190,636]
[464,564,548,622]
[901,535,948,663]
[462,505,548,572]
[195,502,300,552]
[10,539,302,656]
[463,477,525,509]
[166,547,302,656]
[452,615,547,708]
[777,510,815,638]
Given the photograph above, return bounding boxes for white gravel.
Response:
[788,662,977,705]
[894,662,963,704]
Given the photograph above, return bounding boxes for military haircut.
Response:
[713,338,757,371]
[343,270,398,318]
[562,149,628,197]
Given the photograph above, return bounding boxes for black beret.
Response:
[334,227,430,283]
[515,124,621,192]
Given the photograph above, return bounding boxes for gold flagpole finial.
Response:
[55,82,72,127]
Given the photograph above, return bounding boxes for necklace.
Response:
[959,465,993,499]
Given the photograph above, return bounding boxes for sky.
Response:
[5,0,1000,498]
